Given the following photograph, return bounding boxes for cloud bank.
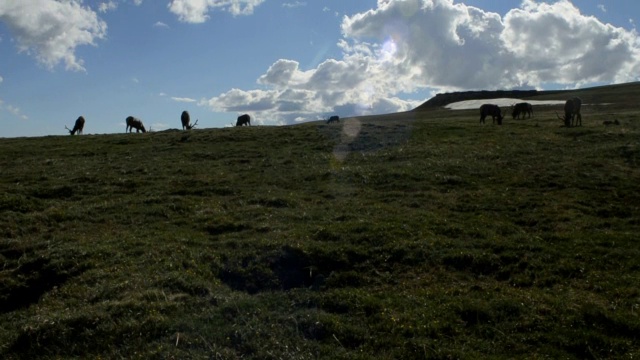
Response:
[0,0,107,72]
[201,0,640,125]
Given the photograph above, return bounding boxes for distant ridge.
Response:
[414,89,563,110]
[414,81,640,110]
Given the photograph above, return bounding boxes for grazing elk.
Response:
[65,116,85,135]
[326,115,340,124]
[556,97,582,127]
[126,116,146,133]
[512,102,533,119]
[479,104,503,125]
[236,114,251,126]
[181,111,198,130]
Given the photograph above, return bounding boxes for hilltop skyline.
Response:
[1,0,639,137]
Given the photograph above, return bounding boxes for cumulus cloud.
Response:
[502,0,640,87]
[0,0,107,72]
[340,0,640,91]
[98,1,118,13]
[202,54,422,125]
[201,0,640,125]
[154,21,170,28]
[168,0,266,23]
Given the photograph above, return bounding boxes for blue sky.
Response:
[1,0,639,137]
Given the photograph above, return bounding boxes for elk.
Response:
[236,114,251,126]
[181,111,198,130]
[326,115,340,124]
[556,97,582,127]
[479,104,503,125]
[65,116,85,135]
[126,116,146,133]
[511,102,533,119]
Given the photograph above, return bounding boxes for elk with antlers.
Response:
[556,97,582,127]
[65,116,85,135]
[126,116,146,133]
[181,111,198,130]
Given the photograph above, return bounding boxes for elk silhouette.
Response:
[236,114,251,126]
[511,102,533,119]
[181,111,198,130]
[126,116,146,133]
[326,115,340,124]
[556,97,582,127]
[65,116,85,135]
[479,104,503,125]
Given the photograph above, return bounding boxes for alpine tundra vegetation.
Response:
[1,83,639,359]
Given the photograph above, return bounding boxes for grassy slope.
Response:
[1,85,640,359]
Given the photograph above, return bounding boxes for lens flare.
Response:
[332,119,362,162]
[380,37,398,61]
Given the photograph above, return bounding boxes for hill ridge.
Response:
[414,81,640,110]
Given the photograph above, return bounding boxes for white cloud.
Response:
[99,1,118,13]
[100,0,141,13]
[0,75,3,84]
[597,4,606,13]
[154,21,170,28]
[171,97,197,103]
[167,0,266,23]
[201,0,640,126]
[283,2,306,9]
[502,0,640,87]
[4,104,28,120]
[341,0,640,90]
[0,0,107,72]
[257,59,311,87]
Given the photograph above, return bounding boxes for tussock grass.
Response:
[1,84,640,358]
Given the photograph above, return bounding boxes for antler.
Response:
[190,119,198,129]
[555,112,564,121]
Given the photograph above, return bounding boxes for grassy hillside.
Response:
[1,88,640,359]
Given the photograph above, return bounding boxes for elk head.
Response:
[187,119,198,130]
[555,111,571,127]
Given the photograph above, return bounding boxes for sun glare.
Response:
[380,37,398,61]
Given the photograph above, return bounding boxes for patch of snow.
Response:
[445,98,566,110]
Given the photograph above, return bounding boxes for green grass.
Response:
[1,85,640,359]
